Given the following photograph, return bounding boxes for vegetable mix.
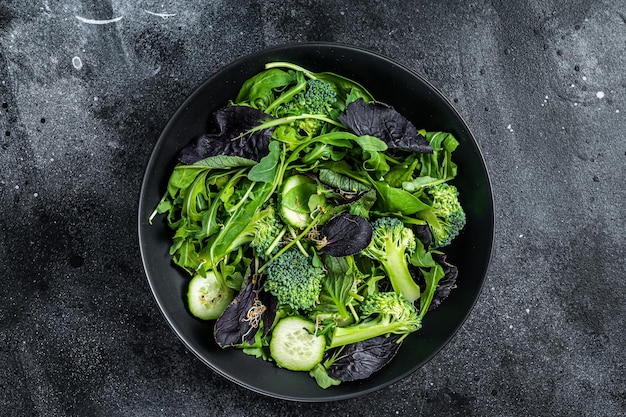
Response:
[150,62,466,387]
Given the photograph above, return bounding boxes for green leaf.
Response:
[235,68,295,108]
[348,189,377,219]
[410,239,437,268]
[155,199,172,214]
[309,363,342,389]
[210,182,273,262]
[402,176,445,192]
[372,181,430,215]
[191,154,257,169]
[167,166,206,197]
[419,263,445,317]
[318,168,370,193]
[247,140,280,183]
[354,135,388,152]
[384,158,418,188]
[417,131,459,181]
[362,150,390,175]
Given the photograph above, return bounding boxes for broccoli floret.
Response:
[299,79,337,115]
[416,183,466,249]
[222,204,284,259]
[283,79,337,137]
[360,217,421,302]
[249,205,285,258]
[328,292,421,348]
[263,249,324,310]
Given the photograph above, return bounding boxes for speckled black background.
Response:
[1,1,625,416]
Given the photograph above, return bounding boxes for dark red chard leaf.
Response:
[319,213,373,257]
[428,252,459,311]
[214,274,277,348]
[413,223,434,249]
[338,98,433,154]
[327,335,402,382]
[178,106,274,164]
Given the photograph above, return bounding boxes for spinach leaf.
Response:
[309,364,341,389]
[235,68,295,109]
[354,135,388,152]
[348,189,377,219]
[167,166,207,197]
[178,106,274,164]
[338,99,433,153]
[371,181,430,215]
[318,168,370,193]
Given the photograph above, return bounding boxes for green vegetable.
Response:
[263,249,324,310]
[328,292,421,348]
[187,271,235,320]
[151,61,467,387]
[360,217,421,302]
[308,256,359,327]
[279,78,338,137]
[279,174,320,228]
[269,316,326,371]
[415,183,466,249]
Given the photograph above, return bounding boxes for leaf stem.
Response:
[258,212,324,273]
[265,62,318,79]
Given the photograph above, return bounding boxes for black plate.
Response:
[138,43,494,401]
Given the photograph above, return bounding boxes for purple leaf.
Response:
[178,106,274,164]
[338,99,433,154]
[319,213,373,257]
[327,335,402,382]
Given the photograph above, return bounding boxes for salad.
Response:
[150,62,465,388]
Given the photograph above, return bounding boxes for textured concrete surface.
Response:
[1,1,625,416]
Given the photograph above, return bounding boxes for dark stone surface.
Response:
[1,1,625,415]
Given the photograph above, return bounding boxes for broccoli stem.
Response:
[381,243,421,303]
[264,226,287,257]
[329,319,407,348]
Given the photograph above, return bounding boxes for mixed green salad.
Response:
[150,62,465,388]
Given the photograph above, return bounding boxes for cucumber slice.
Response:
[187,271,234,320]
[280,174,314,228]
[270,316,326,371]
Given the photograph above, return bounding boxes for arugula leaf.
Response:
[191,154,257,169]
[414,130,459,182]
[247,140,281,183]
